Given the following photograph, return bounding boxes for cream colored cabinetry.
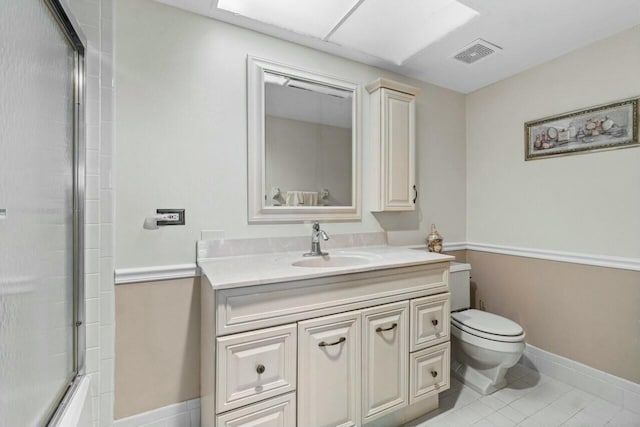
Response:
[216,393,296,427]
[201,261,450,427]
[367,78,420,212]
[410,293,450,351]
[410,343,450,405]
[361,302,409,423]
[216,324,297,413]
[298,312,361,427]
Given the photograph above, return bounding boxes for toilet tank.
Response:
[450,262,471,311]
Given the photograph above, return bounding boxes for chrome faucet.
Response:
[304,221,329,257]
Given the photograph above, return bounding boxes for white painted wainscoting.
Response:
[113,398,200,427]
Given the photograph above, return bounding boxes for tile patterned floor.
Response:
[404,364,640,427]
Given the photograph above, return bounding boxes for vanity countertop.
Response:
[198,245,453,290]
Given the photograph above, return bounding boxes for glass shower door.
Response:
[0,0,85,425]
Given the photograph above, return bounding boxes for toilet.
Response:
[449,262,526,395]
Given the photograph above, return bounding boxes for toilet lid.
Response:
[451,309,523,337]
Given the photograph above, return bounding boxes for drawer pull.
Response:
[318,337,346,347]
[431,319,439,326]
[376,323,398,333]
[256,364,266,374]
[430,370,438,378]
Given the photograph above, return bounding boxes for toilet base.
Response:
[451,358,507,395]
[451,334,524,395]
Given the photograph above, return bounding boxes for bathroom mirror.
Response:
[247,56,361,223]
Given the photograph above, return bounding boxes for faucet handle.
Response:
[312,221,320,231]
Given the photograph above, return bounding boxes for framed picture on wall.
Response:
[524,97,639,160]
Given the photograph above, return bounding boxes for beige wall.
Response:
[115,278,201,419]
[464,24,640,385]
[466,25,640,259]
[467,251,640,383]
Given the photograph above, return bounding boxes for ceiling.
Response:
[155,0,640,93]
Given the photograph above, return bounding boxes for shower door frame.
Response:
[41,0,88,424]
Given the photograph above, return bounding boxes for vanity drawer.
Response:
[216,263,449,335]
[216,392,296,427]
[409,342,450,404]
[216,323,297,413]
[410,293,450,351]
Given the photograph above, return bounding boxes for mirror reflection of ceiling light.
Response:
[216,0,362,39]
[265,72,352,98]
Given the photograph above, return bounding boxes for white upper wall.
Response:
[466,25,640,258]
[114,0,467,269]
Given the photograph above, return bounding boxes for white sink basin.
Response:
[292,254,373,268]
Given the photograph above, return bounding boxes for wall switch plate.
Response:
[156,209,185,226]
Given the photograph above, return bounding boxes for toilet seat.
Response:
[451,309,525,343]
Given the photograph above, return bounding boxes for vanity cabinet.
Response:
[201,261,450,427]
[366,78,420,212]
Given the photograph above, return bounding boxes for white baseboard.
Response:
[114,398,200,427]
[521,344,640,414]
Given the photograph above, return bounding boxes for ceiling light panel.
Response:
[216,0,361,39]
[329,0,479,65]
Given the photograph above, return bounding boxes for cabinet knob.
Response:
[376,323,398,333]
[430,370,438,378]
[256,364,266,374]
[431,319,438,326]
[318,337,346,347]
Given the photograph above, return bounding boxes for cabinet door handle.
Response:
[413,185,417,204]
[376,323,398,333]
[318,337,346,347]
[430,370,438,378]
[256,364,266,374]
[431,319,438,326]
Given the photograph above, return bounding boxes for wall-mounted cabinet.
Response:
[367,78,420,212]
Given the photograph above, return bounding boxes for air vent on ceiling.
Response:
[453,39,502,64]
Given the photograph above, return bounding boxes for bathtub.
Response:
[50,376,93,427]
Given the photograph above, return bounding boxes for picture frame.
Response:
[525,97,639,160]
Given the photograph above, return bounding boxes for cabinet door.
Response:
[382,88,415,211]
[362,301,409,423]
[298,311,361,427]
[410,293,450,351]
[216,392,296,427]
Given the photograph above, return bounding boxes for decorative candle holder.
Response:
[426,224,443,253]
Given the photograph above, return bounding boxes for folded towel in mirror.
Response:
[285,191,318,206]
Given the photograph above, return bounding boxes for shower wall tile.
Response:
[100,190,114,223]
[101,228,114,262]
[100,256,114,287]
[66,0,115,424]
[101,155,112,189]
[101,122,113,154]
[100,324,114,359]
[86,297,100,324]
[86,224,100,248]
[86,322,100,349]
